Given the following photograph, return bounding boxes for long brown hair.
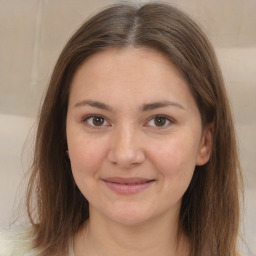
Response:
[26,3,243,255]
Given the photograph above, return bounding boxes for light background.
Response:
[0,0,255,255]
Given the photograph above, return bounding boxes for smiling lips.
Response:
[102,177,155,194]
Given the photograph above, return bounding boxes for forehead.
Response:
[68,47,195,110]
[72,47,184,83]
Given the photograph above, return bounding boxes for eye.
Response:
[147,115,173,128]
[83,115,110,128]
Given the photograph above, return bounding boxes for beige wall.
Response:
[1,0,256,117]
[0,0,255,254]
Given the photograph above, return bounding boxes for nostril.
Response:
[107,146,146,168]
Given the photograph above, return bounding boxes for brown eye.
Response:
[84,115,109,128]
[147,115,172,128]
[92,116,105,126]
[154,116,167,127]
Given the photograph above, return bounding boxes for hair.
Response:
[26,2,243,256]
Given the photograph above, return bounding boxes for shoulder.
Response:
[0,226,41,256]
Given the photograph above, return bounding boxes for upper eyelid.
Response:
[146,114,175,123]
[82,114,109,122]
[82,114,104,120]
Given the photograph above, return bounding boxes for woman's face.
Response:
[66,47,212,226]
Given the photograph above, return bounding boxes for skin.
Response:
[66,47,213,256]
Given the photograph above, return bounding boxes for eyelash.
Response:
[82,114,175,129]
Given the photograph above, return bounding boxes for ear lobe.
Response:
[196,123,214,166]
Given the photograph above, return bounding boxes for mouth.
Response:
[102,177,155,194]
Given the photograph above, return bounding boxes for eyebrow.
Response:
[74,100,185,111]
[74,100,113,111]
[140,101,185,111]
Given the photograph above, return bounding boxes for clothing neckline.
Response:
[69,236,75,256]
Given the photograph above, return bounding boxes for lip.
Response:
[102,177,155,195]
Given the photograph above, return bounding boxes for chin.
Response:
[111,215,151,227]
[106,207,156,227]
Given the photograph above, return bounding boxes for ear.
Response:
[196,123,214,166]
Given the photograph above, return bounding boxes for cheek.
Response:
[68,136,110,200]
[148,132,199,177]
[68,135,108,178]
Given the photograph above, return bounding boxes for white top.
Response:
[0,226,75,256]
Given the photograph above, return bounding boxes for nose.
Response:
[107,125,146,169]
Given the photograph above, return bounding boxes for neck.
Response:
[74,205,189,256]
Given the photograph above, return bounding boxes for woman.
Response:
[0,2,243,256]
